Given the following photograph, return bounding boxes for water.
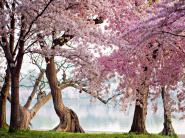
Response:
[6,87,185,134]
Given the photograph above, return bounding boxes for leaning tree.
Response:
[0,0,114,132]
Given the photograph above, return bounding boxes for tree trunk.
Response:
[9,70,21,132]
[130,85,149,133]
[45,57,84,132]
[161,87,175,136]
[7,67,51,130]
[0,0,10,129]
[0,68,10,128]
[12,93,52,130]
[9,15,25,132]
[19,107,31,129]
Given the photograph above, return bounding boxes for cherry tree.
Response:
[97,0,185,134]
[0,0,113,132]
[1,0,183,134]
[32,0,184,134]
[120,0,185,135]
[48,0,182,134]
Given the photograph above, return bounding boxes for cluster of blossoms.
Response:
[96,0,185,112]
[1,0,185,115]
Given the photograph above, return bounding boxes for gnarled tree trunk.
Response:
[45,57,84,132]
[0,68,10,128]
[17,93,52,129]
[161,87,175,136]
[7,92,52,130]
[19,107,31,129]
[130,83,149,133]
[7,69,51,130]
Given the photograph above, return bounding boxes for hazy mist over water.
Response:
[6,87,185,134]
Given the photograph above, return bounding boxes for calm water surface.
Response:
[6,88,185,134]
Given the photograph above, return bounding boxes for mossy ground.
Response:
[0,129,178,138]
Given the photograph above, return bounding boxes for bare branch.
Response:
[30,93,51,119]
[59,80,123,104]
[24,40,38,53]
[162,31,185,38]
[24,69,45,109]
[79,87,122,104]
[24,0,54,38]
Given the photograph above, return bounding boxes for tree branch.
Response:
[24,0,54,38]
[59,80,123,104]
[30,93,52,119]
[80,87,122,104]
[162,31,185,38]
[24,69,45,109]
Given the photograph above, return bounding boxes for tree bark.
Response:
[7,92,52,130]
[9,14,25,132]
[45,57,84,132]
[9,40,24,132]
[0,0,10,129]
[161,87,175,136]
[9,69,21,132]
[18,93,52,129]
[0,68,10,128]
[8,69,51,130]
[130,84,149,133]
[19,107,31,129]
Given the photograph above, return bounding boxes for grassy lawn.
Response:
[0,129,178,138]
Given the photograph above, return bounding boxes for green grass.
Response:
[0,129,178,138]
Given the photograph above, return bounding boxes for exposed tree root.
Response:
[53,107,84,133]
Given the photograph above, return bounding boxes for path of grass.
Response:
[0,129,178,138]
